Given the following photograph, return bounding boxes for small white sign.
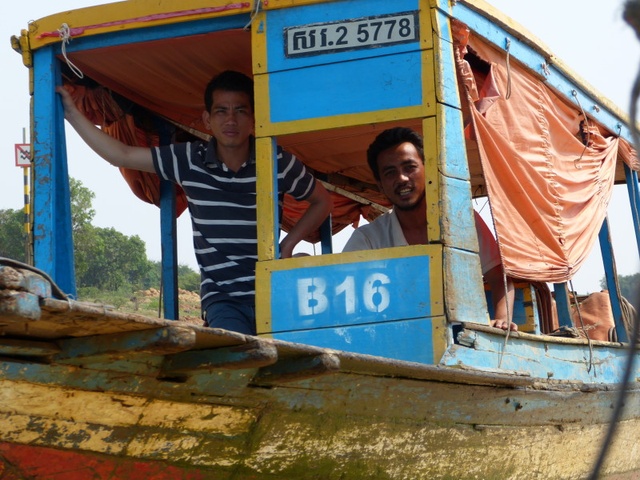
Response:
[15,143,31,167]
[285,11,419,58]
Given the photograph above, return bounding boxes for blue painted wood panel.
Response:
[33,47,76,297]
[440,177,476,250]
[268,53,423,122]
[434,30,460,110]
[437,103,468,182]
[264,0,423,123]
[444,248,487,323]
[274,318,435,364]
[270,256,432,332]
[265,0,421,71]
[444,328,633,383]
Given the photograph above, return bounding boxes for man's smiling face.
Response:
[375,142,426,211]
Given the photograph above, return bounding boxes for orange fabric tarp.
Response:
[455,23,637,283]
[68,84,189,217]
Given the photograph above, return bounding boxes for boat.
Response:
[4,0,640,478]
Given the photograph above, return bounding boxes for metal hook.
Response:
[572,90,590,167]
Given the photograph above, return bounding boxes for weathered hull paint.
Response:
[1,377,640,479]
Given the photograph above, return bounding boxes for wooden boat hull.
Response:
[0,282,639,479]
[2,367,640,479]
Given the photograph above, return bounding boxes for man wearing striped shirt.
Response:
[57,70,332,336]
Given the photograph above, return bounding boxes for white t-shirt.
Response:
[343,209,501,275]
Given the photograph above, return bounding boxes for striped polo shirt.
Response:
[151,137,316,312]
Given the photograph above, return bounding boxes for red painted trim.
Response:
[37,3,251,39]
[0,442,211,479]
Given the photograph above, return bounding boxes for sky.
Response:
[1,0,638,294]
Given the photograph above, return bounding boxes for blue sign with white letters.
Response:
[270,256,432,332]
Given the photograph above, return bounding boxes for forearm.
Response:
[56,86,154,172]
[280,184,332,258]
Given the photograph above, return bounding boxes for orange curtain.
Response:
[68,84,189,217]
[455,23,637,283]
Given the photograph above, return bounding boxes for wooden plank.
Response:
[3,376,640,479]
[442,326,634,383]
[254,353,340,385]
[160,340,279,377]
[0,291,41,320]
[443,248,488,323]
[0,338,60,357]
[0,265,52,298]
[53,326,197,364]
[0,357,256,401]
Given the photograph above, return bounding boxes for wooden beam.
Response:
[160,340,278,378]
[0,292,41,320]
[0,265,53,298]
[253,353,340,385]
[53,326,196,364]
[0,338,60,357]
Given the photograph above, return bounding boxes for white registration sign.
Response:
[285,11,419,58]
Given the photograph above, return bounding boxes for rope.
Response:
[57,23,84,79]
[541,62,551,77]
[497,267,512,369]
[504,38,512,100]
[244,0,262,30]
[568,281,594,374]
[572,89,590,166]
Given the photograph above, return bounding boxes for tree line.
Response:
[0,177,199,295]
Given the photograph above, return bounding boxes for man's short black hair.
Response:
[204,70,254,113]
[367,127,424,181]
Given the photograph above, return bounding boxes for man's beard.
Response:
[394,191,425,212]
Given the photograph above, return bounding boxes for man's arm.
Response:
[279,181,332,258]
[56,85,155,172]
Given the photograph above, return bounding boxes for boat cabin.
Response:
[11,0,640,368]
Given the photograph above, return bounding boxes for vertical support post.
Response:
[157,122,178,320]
[33,47,76,297]
[319,217,333,254]
[317,174,333,254]
[553,283,573,328]
[255,136,279,261]
[624,163,640,259]
[160,180,179,320]
[599,217,628,342]
[22,127,33,265]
